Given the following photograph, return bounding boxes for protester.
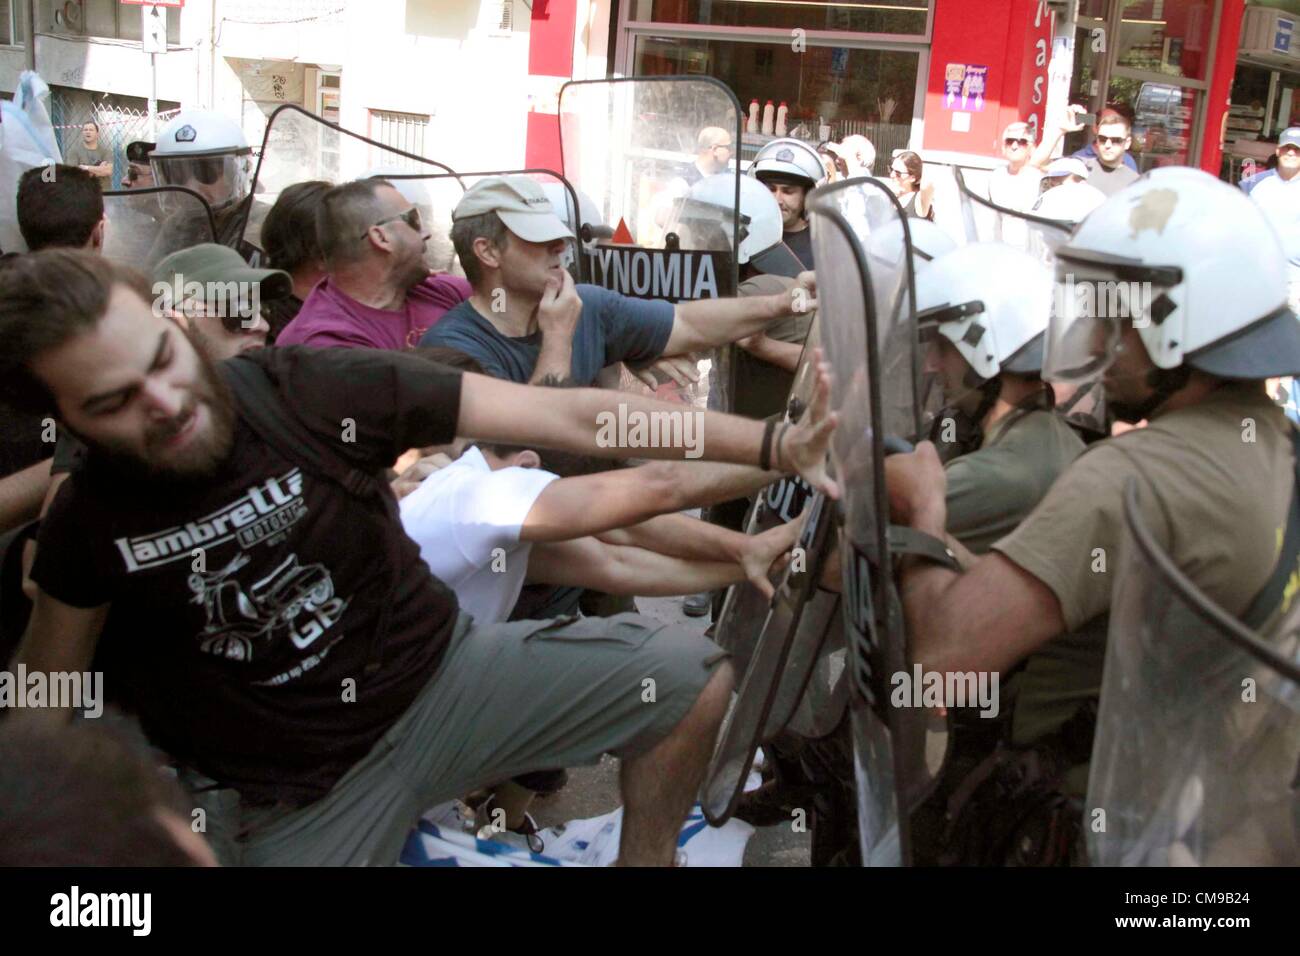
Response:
[987,121,1044,212]
[421,175,816,386]
[16,164,105,252]
[889,150,934,221]
[276,178,470,349]
[828,134,876,177]
[258,180,332,339]
[151,243,290,358]
[1248,127,1300,309]
[0,717,218,866]
[63,121,113,191]
[2,248,838,867]
[1034,106,1139,198]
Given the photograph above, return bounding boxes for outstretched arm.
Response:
[528,519,797,600]
[456,353,839,498]
[663,272,817,355]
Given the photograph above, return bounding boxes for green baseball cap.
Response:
[151,243,293,301]
[453,175,574,243]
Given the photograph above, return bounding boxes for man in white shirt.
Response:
[399,440,799,625]
[1250,127,1300,309]
[987,121,1045,213]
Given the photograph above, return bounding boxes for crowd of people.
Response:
[0,93,1296,870]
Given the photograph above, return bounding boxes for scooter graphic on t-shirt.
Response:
[188,552,342,662]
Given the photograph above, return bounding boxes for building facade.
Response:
[1,1,1291,186]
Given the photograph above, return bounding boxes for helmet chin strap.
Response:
[1110,365,1191,423]
[930,372,1002,459]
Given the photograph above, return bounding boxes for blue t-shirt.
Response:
[418,284,675,385]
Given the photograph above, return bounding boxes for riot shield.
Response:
[952,166,1072,267]
[558,77,742,408]
[1087,481,1300,865]
[712,315,824,676]
[700,180,936,831]
[101,186,217,272]
[813,178,943,866]
[236,104,458,266]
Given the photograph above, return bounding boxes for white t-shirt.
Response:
[1250,172,1300,266]
[987,164,1045,214]
[398,446,560,624]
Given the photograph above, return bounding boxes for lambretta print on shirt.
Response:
[111,466,350,681]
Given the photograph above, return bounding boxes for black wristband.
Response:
[759,418,778,471]
[773,422,790,472]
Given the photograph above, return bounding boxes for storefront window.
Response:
[1106,78,1199,169]
[632,35,919,165]
[1116,0,1213,81]
[627,0,929,37]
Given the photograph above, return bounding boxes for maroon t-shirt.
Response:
[277,274,472,350]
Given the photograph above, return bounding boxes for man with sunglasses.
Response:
[986,121,1044,214]
[151,243,286,360]
[276,178,471,351]
[1035,106,1139,199]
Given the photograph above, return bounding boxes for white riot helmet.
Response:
[907,218,959,267]
[685,173,803,277]
[152,110,253,210]
[1044,167,1300,388]
[918,242,1054,381]
[749,138,827,192]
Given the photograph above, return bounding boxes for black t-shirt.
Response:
[0,407,54,479]
[31,347,463,805]
[784,226,814,269]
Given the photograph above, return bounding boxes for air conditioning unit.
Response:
[1240,5,1300,62]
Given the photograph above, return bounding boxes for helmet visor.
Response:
[151,154,251,208]
[1043,258,1134,384]
[660,197,741,253]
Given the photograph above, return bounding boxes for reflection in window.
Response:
[1107,78,1198,170]
[633,36,919,170]
[628,0,929,37]
[1116,0,1211,81]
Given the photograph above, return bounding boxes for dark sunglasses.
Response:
[1004,137,1031,148]
[890,167,909,177]
[361,206,422,239]
[1096,134,1128,146]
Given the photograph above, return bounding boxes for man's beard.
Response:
[78,331,239,488]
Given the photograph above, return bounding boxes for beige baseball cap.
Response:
[453,175,575,243]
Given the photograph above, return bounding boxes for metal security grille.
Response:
[368,109,431,170]
[49,87,181,188]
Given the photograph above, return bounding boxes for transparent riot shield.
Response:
[700,179,937,832]
[952,166,1072,267]
[378,169,587,282]
[559,77,742,408]
[1087,481,1300,865]
[813,178,944,866]
[712,315,824,677]
[102,186,217,272]
[236,104,458,265]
